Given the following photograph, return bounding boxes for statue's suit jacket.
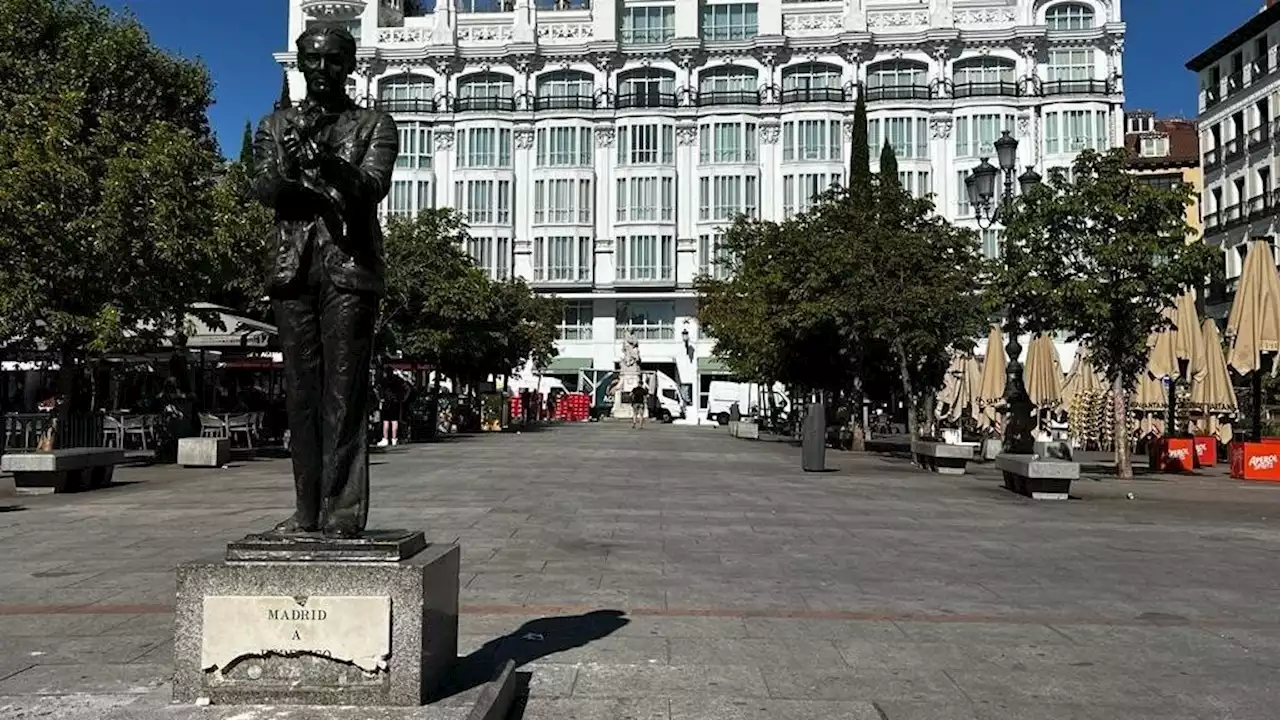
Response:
[251,98,398,296]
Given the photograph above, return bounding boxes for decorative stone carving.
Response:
[514,129,535,149]
[457,24,513,44]
[594,126,615,147]
[866,10,929,30]
[954,8,1016,26]
[300,0,367,21]
[929,117,954,140]
[783,12,843,35]
[377,27,428,44]
[538,22,594,41]
[593,53,616,72]
[434,130,455,150]
[676,125,699,146]
[759,123,781,144]
[1017,114,1032,137]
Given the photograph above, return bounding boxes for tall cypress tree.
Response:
[238,120,254,166]
[848,85,870,193]
[878,140,899,186]
[275,70,292,110]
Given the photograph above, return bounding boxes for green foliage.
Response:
[1002,148,1218,394]
[276,70,292,110]
[0,0,234,356]
[208,160,273,317]
[878,141,899,186]
[381,210,560,382]
[238,120,254,166]
[848,88,870,193]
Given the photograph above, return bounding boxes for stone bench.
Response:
[911,441,976,475]
[177,436,230,468]
[1,448,127,494]
[728,420,759,440]
[995,454,1080,500]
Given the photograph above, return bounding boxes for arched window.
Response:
[377,74,435,113]
[456,72,515,111]
[781,62,844,103]
[536,70,595,110]
[1045,3,1095,30]
[617,68,676,109]
[951,57,1017,97]
[698,65,759,106]
[865,60,929,101]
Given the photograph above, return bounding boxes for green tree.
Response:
[208,159,273,318]
[238,120,254,166]
[0,0,231,408]
[819,145,988,441]
[1001,148,1217,477]
[848,88,870,192]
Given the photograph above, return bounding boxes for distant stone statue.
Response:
[620,332,641,374]
[250,26,399,539]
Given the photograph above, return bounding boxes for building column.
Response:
[513,127,534,281]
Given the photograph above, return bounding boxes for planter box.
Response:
[1192,436,1218,467]
[1230,442,1280,481]
[1149,437,1195,473]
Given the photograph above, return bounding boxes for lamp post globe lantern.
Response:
[994,130,1019,172]
[681,327,690,346]
[1018,166,1043,194]
[970,158,999,209]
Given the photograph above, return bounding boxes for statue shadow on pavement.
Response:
[431,609,630,702]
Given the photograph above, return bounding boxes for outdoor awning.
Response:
[544,357,592,372]
[180,303,278,351]
[697,357,731,374]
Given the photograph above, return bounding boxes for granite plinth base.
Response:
[996,454,1079,500]
[226,530,427,562]
[174,541,459,707]
[178,437,230,468]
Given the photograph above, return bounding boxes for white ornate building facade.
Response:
[280,0,1124,420]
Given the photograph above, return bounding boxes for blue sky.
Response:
[105,0,1263,157]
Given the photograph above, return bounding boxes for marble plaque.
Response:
[201,595,390,673]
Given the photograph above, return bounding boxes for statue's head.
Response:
[296,26,357,102]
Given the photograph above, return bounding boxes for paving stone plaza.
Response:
[2,423,1279,719]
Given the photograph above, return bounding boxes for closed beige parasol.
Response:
[1191,318,1238,444]
[1060,347,1107,412]
[1226,240,1280,375]
[976,325,1006,431]
[1024,334,1064,410]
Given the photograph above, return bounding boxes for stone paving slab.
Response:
[2,423,1280,718]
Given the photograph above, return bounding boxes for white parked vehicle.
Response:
[706,381,788,425]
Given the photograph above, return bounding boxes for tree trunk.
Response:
[924,390,937,439]
[850,375,866,451]
[1113,374,1132,479]
[895,341,917,442]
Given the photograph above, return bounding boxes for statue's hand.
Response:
[280,133,303,180]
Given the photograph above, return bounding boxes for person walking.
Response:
[630,383,649,429]
[378,368,408,447]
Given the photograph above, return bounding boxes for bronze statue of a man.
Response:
[251,26,398,538]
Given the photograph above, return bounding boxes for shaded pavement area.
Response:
[2,422,1280,718]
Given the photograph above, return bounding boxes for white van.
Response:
[706,381,789,425]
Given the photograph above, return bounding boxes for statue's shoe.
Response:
[272,515,320,535]
[320,521,361,539]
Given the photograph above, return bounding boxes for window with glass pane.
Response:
[535,179,575,224]
[536,127,592,166]
[868,61,926,89]
[661,177,674,220]
[953,58,1015,85]
[1061,109,1106,151]
[700,3,758,42]
[698,233,733,279]
[698,66,759,101]
[397,122,433,169]
[537,71,593,101]
[897,170,930,199]
[466,236,510,280]
[783,62,842,90]
[1045,3,1095,30]
[458,72,514,99]
[1140,135,1169,157]
[455,180,494,223]
[981,229,1003,259]
[1047,49,1093,81]
[783,173,837,216]
[387,180,414,218]
[378,74,434,107]
[560,301,594,340]
[618,69,675,102]
[621,5,675,44]
[458,128,513,168]
[615,301,675,339]
[618,123,673,165]
[956,170,971,215]
[578,179,593,223]
[1044,112,1060,154]
[698,122,758,163]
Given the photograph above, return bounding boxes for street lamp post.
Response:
[965,130,1042,455]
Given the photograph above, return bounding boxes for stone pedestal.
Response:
[174,532,459,706]
[178,437,231,468]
